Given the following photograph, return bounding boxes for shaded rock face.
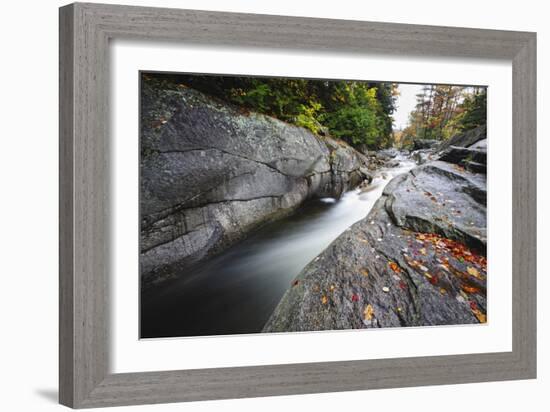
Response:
[412,139,439,150]
[438,141,487,174]
[140,85,369,286]
[436,125,486,153]
[411,126,486,166]
[264,139,487,332]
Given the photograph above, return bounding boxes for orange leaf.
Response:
[473,310,487,323]
[364,304,374,321]
[462,285,480,294]
[389,261,401,273]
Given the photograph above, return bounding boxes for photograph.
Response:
[1,0,542,410]
[139,73,488,338]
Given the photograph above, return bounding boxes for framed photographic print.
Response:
[59,2,536,408]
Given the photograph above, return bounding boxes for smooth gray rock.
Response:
[412,139,439,150]
[438,146,487,167]
[385,161,486,251]
[411,149,434,165]
[377,148,399,158]
[140,83,370,286]
[264,157,487,332]
[437,137,487,174]
[463,160,487,174]
[436,125,486,153]
[469,138,487,151]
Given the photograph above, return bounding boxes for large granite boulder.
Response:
[140,81,370,286]
[436,125,486,153]
[264,144,487,332]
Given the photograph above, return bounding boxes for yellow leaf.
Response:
[472,309,487,323]
[439,288,447,295]
[329,284,336,292]
[420,248,427,255]
[467,266,483,279]
[364,304,374,321]
[361,269,369,277]
[321,295,328,305]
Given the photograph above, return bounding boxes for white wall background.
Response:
[0,0,546,411]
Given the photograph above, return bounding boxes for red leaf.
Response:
[469,301,478,310]
[351,294,359,302]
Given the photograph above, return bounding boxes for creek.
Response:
[140,155,415,338]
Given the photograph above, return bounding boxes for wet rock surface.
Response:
[412,139,439,150]
[411,149,434,165]
[141,84,370,286]
[264,137,487,332]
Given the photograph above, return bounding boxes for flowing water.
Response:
[141,155,415,338]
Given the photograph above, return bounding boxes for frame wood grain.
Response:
[59,2,536,408]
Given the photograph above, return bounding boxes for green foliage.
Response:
[458,89,487,131]
[144,73,397,150]
[319,83,390,148]
[231,82,272,112]
[295,102,323,134]
[323,106,379,147]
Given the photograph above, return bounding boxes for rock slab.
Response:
[140,81,370,286]
[264,141,487,332]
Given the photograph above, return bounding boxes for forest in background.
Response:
[397,85,487,148]
[145,74,486,151]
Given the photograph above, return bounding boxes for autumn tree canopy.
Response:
[400,85,487,146]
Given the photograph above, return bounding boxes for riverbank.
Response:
[140,77,488,337]
[264,127,487,331]
[140,83,371,288]
[141,155,413,337]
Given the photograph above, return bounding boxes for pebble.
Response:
[382,286,390,293]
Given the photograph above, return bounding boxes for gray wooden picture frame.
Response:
[59,2,537,408]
